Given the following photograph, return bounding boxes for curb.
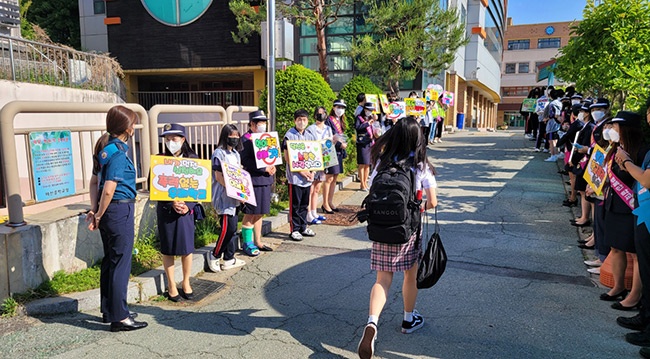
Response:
[24,175,357,316]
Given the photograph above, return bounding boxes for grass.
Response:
[1,297,18,318]
[131,230,163,276]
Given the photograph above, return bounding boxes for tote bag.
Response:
[417,207,447,289]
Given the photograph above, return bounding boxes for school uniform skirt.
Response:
[370,232,421,272]
[241,184,272,215]
[157,203,195,256]
[604,211,636,253]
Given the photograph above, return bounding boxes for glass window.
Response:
[355,15,372,33]
[538,37,560,49]
[507,39,530,50]
[327,36,352,52]
[339,4,355,15]
[439,0,448,10]
[329,72,354,92]
[328,56,353,71]
[301,24,316,36]
[327,17,354,35]
[505,63,516,74]
[301,56,319,71]
[518,62,529,73]
[300,38,318,54]
[501,87,530,97]
[93,0,105,14]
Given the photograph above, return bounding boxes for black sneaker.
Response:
[626,329,650,347]
[617,314,648,331]
[357,322,377,359]
[401,309,424,334]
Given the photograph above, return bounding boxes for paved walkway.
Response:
[0,130,640,358]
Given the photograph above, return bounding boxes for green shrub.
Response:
[195,205,221,248]
[1,297,19,318]
[132,230,162,276]
[337,76,384,174]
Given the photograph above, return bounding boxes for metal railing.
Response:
[0,34,125,98]
[134,90,256,110]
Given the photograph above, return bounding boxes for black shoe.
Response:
[626,330,650,347]
[562,199,578,207]
[166,292,183,302]
[612,301,642,311]
[640,347,650,359]
[331,207,340,212]
[103,312,138,324]
[617,314,648,331]
[180,289,194,300]
[321,205,334,214]
[110,317,148,332]
[577,238,591,244]
[571,220,591,227]
[601,289,628,301]
[578,243,595,249]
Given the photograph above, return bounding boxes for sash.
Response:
[329,116,344,135]
[357,115,374,145]
[607,156,635,210]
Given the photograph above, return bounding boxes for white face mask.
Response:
[166,140,183,154]
[364,110,373,117]
[577,112,585,121]
[256,123,267,133]
[592,110,606,122]
[295,122,307,131]
[609,129,620,143]
[335,108,345,117]
[602,128,611,141]
[571,100,580,105]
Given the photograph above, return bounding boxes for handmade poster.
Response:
[427,83,444,92]
[521,98,537,112]
[583,144,608,196]
[321,138,339,168]
[535,97,549,114]
[250,131,283,169]
[405,98,426,117]
[378,94,390,113]
[286,140,324,172]
[150,155,212,202]
[387,101,406,120]
[441,91,455,106]
[221,162,256,206]
[365,94,380,114]
[29,131,75,202]
[426,89,440,102]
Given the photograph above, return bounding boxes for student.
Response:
[206,124,246,272]
[421,101,433,145]
[86,105,147,331]
[354,93,366,117]
[306,107,332,224]
[157,123,199,301]
[356,102,377,191]
[323,99,348,214]
[240,110,276,254]
[357,116,437,359]
[543,89,564,162]
[282,109,317,241]
[431,95,446,143]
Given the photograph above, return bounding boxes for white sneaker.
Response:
[357,322,377,359]
[587,267,601,274]
[524,134,533,139]
[557,152,565,160]
[584,259,602,267]
[301,228,316,237]
[437,138,442,143]
[543,149,550,153]
[534,148,541,152]
[221,257,246,270]
[206,251,221,272]
[290,231,304,241]
[544,155,558,162]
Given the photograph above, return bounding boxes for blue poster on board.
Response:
[30,131,76,202]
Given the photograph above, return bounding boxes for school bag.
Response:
[357,160,422,244]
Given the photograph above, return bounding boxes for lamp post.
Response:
[267,0,276,131]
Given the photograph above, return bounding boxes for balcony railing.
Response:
[134,90,256,110]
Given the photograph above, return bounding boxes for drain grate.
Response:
[165,278,226,303]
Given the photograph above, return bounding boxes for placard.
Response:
[221,162,256,206]
[535,97,549,114]
[405,98,426,116]
[441,91,455,106]
[150,155,212,202]
[250,131,283,169]
[321,138,339,168]
[521,98,537,112]
[286,140,324,172]
[426,89,440,102]
[387,101,406,120]
[583,144,608,196]
[365,94,380,114]
[30,131,75,201]
[378,94,390,113]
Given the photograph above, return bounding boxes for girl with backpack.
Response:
[357,116,437,359]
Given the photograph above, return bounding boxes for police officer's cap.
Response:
[580,100,592,112]
[160,123,186,137]
[249,110,268,123]
[571,93,583,100]
[589,98,610,110]
[363,102,376,111]
[610,111,642,127]
[333,99,347,108]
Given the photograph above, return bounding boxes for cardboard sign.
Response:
[221,162,256,206]
[286,140,324,172]
[441,91,455,106]
[378,94,390,113]
[521,98,537,112]
[150,155,212,202]
[365,94,380,114]
[250,131,283,169]
[387,101,406,120]
[583,144,608,196]
[321,138,339,168]
[405,98,426,116]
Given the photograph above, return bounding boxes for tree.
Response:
[19,0,36,41]
[555,0,650,110]
[347,0,466,93]
[229,0,355,83]
[26,0,80,49]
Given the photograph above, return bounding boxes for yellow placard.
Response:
[378,94,390,113]
[405,98,427,117]
[583,144,608,196]
[149,155,212,202]
[365,94,380,114]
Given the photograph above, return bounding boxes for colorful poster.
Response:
[441,91,455,106]
[30,131,75,202]
[250,131,283,169]
[150,155,212,202]
[286,140,324,172]
[583,144,608,196]
[221,162,256,206]
[321,138,339,168]
[535,97,549,114]
[365,94,380,114]
[387,101,406,120]
[426,89,440,102]
[521,98,537,112]
[378,94,390,113]
[405,98,426,116]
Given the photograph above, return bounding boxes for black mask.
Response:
[227,137,239,148]
[316,113,326,122]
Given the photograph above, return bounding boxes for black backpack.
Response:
[357,161,422,244]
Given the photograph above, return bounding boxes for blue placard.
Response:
[30,131,76,202]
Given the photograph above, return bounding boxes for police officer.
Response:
[86,105,148,332]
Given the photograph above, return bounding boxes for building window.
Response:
[300,38,318,54]
[328,56,353,71]
[327,36,352,52]
[505,63,516,74]
[507,39,529,50]
[518,62,529,73]
[326,17,354,35]
[502,87,530,97]
[535,61,546,73]
[537,37,560,49]
[93,0,105,14]
[301,55,319,71]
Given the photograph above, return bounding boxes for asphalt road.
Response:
[0,130,640,358]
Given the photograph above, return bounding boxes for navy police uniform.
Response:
[97,137,136,323]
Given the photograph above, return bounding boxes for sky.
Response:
[506,0,587,25]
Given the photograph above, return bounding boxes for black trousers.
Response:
[421,126,431,141]
[289,184,310,233]
[434,120,444,139]
[634,223,650,326]
[99,202,134,323]
[535,122,548,149]
[214,213,238,261]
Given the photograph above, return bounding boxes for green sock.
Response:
[241,226,254,246]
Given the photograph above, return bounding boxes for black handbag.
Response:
[193,203,206,221]
[416,207,447,289]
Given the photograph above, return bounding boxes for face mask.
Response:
[364,110,373,117]
[571,100,580,105]
[256,123,267,133]
[295,122,307,131]
[227,137,239,148]
[592,110,606,122]
[166,140,183,154]
[602,128,611,141]
[335,108,345,117]
[577,112,585,121]
[609,129,620,143]
[316,113,326,122]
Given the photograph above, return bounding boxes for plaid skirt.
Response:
[370,232,421,272]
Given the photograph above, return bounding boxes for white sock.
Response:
[306,212,314,222]
[404,311,413,322]
[368,315,378,325]
[311,210,319,219]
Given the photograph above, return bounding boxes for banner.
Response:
[583,144,608,195]
[405,98,426,117]
[521,98,537,112]
[30,131,75,201]
[250,131,283,169]
[221,162,256,206]
[321,138,339,168]
[150,155,212,202]
[365,94,380,114]
[286,140,324,172]
[378,94,390,113]
[441,91,455,106]
[387,101,406,120]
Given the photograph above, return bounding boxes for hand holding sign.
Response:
[221,162,256,206]
[251,131,283,169]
